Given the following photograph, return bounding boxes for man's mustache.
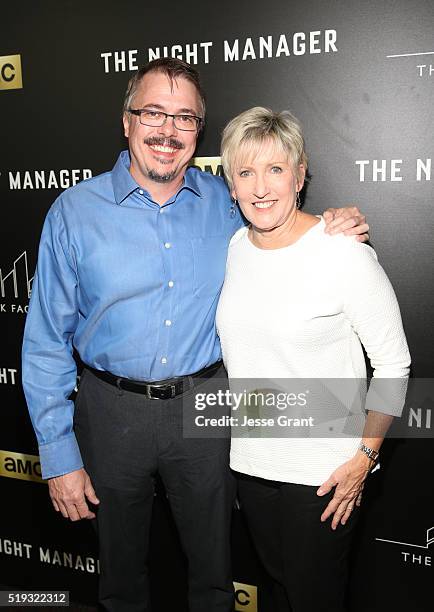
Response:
[144,137,185,150]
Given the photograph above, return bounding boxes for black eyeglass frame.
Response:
[128,108,204,131]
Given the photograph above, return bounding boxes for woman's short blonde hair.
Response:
[221,107,308,191]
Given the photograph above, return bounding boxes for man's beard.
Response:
[144,137,184,183]
[147,168,177,183]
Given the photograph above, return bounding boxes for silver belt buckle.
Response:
[145,382,178,400]
[146,384,157,400]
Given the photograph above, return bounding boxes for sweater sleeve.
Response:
[341,240,411,415]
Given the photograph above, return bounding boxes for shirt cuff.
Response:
[38,433,84,480]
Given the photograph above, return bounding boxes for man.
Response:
[22,58,369,611]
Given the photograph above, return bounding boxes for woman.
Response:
[216,107,410,611]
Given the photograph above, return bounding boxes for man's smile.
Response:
[144,137,184,160]
[150,144,178,154]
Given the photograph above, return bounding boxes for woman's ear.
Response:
[296,164,306,192]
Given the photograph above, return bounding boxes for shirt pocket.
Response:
[190,236,228,299]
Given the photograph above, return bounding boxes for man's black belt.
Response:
[85,360,222,400]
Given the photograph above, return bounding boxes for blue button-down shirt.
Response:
[22,150,243,479]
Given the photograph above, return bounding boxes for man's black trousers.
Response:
[74,366,235,612]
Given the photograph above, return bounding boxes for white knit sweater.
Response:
[216,218,411,485]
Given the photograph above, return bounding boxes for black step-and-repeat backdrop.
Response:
[1,1,433,610]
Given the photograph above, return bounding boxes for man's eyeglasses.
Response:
[128,108,203,131]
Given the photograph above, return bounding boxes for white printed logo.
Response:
[376,526,433,568]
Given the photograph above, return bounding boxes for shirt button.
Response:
[138,189,144,195]
[168,281,174,288]
[165,319,172,326]
[164,242,171,249]
[161,357,167,364]
[160,208,165,214]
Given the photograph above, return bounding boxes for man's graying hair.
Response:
[123,58,206,119]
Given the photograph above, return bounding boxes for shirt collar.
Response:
[112,150,202,205]
[112,150,140,204]
[181,167,202,198]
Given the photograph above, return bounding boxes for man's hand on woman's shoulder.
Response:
[323,206,369,242]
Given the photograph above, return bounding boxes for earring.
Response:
[296,191,301,209]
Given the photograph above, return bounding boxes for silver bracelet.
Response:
[359,443,379,462]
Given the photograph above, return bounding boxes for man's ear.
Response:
[123,113,131,138]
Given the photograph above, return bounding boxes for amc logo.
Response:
[190,156,223,176]
[0,54,23,91]
[0,450,43,483]
[234,582,258,612]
